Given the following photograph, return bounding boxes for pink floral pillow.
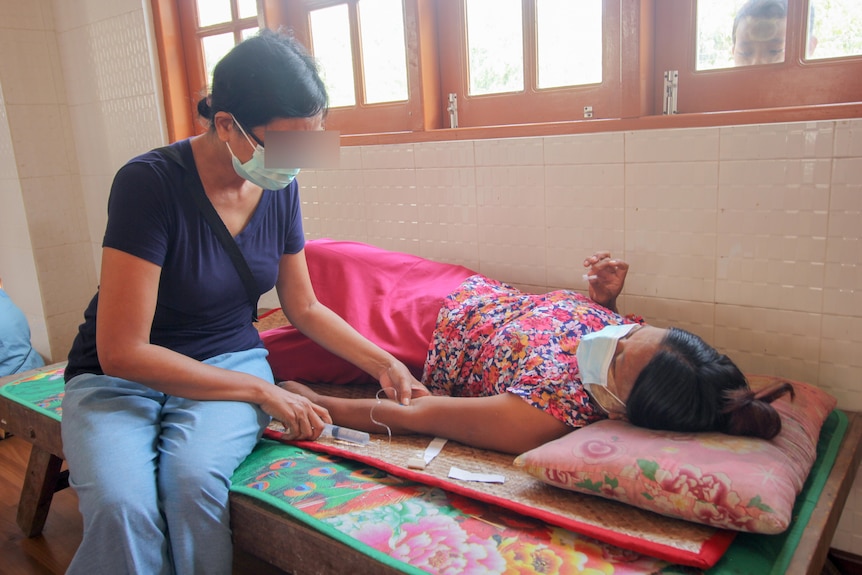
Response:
[513,376,836,533]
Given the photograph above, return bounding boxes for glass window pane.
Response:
[536,0,602,88]
[237,0,258,20]
[466,0,523,96]
[696,0,789,70]
[310,5,357,108]
[196,0,232,28]
[202,33,237,88]
[806,0,862,60]
[241,27,258,40]
[358,0,408,104]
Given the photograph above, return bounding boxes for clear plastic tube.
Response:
[320,423,370,445]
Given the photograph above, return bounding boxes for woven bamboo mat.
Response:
[256,308,289,332]
[256,309,727,560]
[266,381,723,557]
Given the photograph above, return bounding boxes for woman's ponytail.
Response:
[721,382,795,439]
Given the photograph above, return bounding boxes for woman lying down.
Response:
[269,240,793,455]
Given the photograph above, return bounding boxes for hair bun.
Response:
[197,95,213,120]
[722,381,794,439]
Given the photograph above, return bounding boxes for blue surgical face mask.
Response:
[576,323,639,410]
[226,115,301,190]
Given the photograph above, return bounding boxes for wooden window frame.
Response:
[436,0,654,128]
[151,0,861,145]
[286,0,439,134]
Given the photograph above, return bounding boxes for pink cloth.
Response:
[262,239,476,384]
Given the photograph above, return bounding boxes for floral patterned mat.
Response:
[233,440,687,574]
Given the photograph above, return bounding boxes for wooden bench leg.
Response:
[17,446,68,537]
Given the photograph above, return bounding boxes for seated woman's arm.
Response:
[276,250,429,405]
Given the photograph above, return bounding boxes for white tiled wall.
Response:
[0,0,164,365]
[0,0,76,362]
[297,121,862,411]
[0,0,858,558]
[295,119,862,554]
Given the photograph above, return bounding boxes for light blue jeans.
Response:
[61,348,273,575]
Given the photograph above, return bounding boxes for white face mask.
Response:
[576,323,639,410]
[226,115,301,190]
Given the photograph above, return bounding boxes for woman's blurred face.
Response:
[606,325,668,408]
[226,113,325,164]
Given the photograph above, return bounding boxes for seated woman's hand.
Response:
[583,251,628,312]
[264,382,333,440]
[378,361,431,406]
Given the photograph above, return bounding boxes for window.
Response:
[151,0,261,140]
[696,0,788,70]
[301,0,420,133]
[355,0,409,104]
[462,0,603,94]
[309,4,357,107]
[695,0,862,70]
[437,0,643,128]
[465,0,525,96]
[152,0,862,143]
[180,0,260,104]
[656,0,862,114]
[535,0,603,89]
[806,0,862,61]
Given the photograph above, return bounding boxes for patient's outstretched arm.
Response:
[280,381,571,455]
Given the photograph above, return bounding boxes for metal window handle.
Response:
[663,70,679,115]
[447,93,459,129]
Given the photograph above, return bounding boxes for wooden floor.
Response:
[0,435,288,575]
[0,436,79,575]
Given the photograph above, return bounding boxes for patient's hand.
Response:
[583,251,628,312]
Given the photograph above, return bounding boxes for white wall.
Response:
[0,0,165,364]
[0,0,857,558]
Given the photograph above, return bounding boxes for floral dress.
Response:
[421,275,631,428]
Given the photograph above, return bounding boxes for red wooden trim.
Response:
[177,0,208,136]
[620,0,655,118]
[339,101,862,146]
[410,0,441,131]
[151,0,194,142]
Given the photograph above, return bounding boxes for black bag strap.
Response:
[156,145,259,322]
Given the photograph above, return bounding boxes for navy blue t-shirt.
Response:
[66,139,305,381]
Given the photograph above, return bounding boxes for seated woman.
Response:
[0,277,45,376]
[270,240,793,455]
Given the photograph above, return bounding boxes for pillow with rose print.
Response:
[513,376,836,533]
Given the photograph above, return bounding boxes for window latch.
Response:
[663,70,679,115]
[447,93,459,129]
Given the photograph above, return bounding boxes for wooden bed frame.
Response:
[2,365,861,575]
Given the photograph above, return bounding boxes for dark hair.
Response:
[196,29,328,129]
[626,327,794,439]
[732,0,787,44]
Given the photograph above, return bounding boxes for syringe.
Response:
[320,423,370,445]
